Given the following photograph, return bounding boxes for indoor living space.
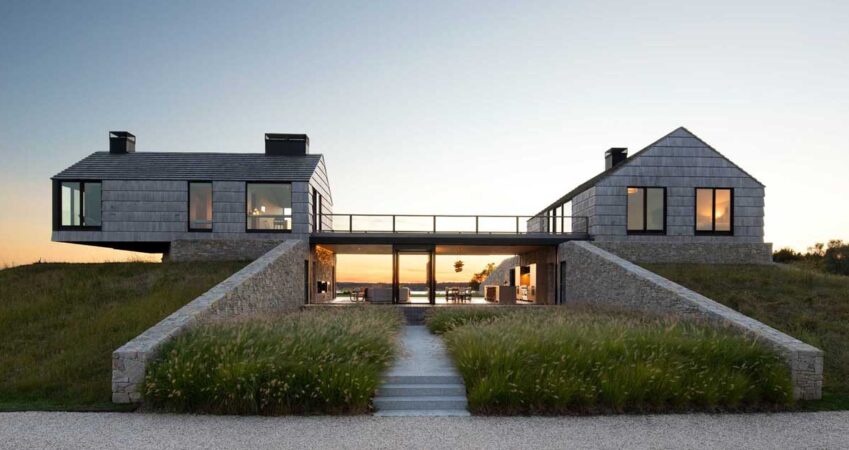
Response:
[312,243,556,305]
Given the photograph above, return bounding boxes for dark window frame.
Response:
[53,179,102,231]
[318,193,323,231]
[187,181,214,232]
[245,181,294,234]
[312,187,323,232]
[626,186,667,235]
[694,187,734,236]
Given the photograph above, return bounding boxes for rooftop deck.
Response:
[311,214,590,246]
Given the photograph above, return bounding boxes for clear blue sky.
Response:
[1,0,848,264]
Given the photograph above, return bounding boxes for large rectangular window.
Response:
[695,188,733,234]
[188,182,213,231]
[57,181,101,229]
[626,187,665,234]
[247,183,292,231]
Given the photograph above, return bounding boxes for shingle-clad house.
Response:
[53,126,771,307]
[530,127,771,263]
[52,132,332,261]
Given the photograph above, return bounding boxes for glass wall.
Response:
[59,181,101,228]
[247,183,292,231]
[189,182,213,230]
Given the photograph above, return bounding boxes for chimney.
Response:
[109,131,136,154]
[605,147,627,170]
[265,133,309,156]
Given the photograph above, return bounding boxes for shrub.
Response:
[144,307,402,415]
[773,248,803,263]
[776,240,849,277]
[439,309,793,414]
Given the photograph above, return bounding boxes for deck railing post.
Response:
[475,216,479,234]
[516,216,520,234]
[433,216,436,233]
[349,215,352,233]
[392,215,396,233]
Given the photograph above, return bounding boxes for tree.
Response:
[824,240,849,276]
[469,262,496,290]
[773,247,803,263]
[454,260,464,273]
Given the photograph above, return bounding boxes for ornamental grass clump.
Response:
[437,308,793,414]
[425,307,518,334]
[144,307,402,415]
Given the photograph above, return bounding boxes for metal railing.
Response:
[316,214,589,235]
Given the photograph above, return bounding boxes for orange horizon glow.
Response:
[335,254,512,284]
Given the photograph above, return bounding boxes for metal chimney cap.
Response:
[109,131,136,142]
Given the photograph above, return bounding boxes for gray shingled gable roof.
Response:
[52,152,324,181]
[535,127,765,215]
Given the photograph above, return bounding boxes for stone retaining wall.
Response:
[478,256,518,294]
[559,241,822,400]
[168,239,288,262]
[592,241,773,264]
[112,239,309,403]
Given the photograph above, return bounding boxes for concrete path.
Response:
[373,325,469,416]
[2,411,849,449]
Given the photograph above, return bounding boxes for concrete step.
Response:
[382,375,464,385]
[399,307,428,325]
[373,395,468,411]
[377,383,466,397]
[374,409,471,417]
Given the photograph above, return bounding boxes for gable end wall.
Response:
[589,134,765,244]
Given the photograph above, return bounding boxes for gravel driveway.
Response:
[2,411,848,449]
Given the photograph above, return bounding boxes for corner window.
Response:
[247,183,292,232]
[57,181,101,229]
[627,187,665,234]
[188,182,213,231]
[696,188,733,234]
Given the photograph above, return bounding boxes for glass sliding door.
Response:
[392,246,435,304]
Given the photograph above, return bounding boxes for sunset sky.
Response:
[2,1,848,269]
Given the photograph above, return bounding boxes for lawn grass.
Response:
[0,261,246,411]
[427,307,793,415]
[645,263,849,410]
[144,307,403,415]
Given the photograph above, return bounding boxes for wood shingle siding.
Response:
[52,152,330,252]
[534,128,766,245]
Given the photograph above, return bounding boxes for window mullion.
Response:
[79,182,85,226]
[711,189,716,232]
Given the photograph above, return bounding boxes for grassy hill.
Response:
[646,263,849,410]
[0,261,245,411]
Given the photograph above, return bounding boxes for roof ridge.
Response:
[89,151,323,156]
[52,151,323,181]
